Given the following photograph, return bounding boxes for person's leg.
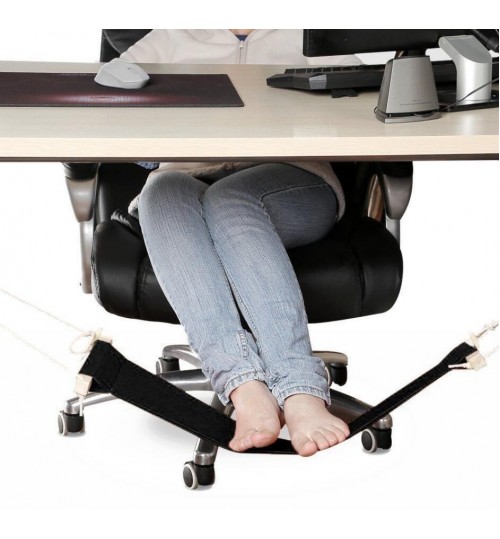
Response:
[201,163,350,455]
[138,170,283,451]
[137,172,265,392]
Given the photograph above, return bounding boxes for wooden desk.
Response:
[0,61,498,162]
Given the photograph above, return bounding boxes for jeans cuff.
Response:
[218,369,268,406]
[272,384,332,410]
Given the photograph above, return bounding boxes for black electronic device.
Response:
[303,29,499,56]
[266,57,499,92]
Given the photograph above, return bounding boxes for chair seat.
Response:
[91,211,402,324]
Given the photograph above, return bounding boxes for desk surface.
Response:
[0,61,498,162]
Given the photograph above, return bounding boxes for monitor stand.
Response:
[438,35,498,112]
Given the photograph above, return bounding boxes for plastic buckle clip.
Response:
[449,320,499,371]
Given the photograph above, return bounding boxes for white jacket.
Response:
[120,29,360,66]
[123,30,360,220]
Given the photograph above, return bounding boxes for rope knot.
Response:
[69,328,112,356]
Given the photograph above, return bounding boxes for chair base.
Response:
[59,344,393,489]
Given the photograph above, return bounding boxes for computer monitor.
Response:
[303,29,499,56]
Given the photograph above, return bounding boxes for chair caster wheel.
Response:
[156,357,180,374]
[58,411,85,436]
[361,427,392,452]
[326,364,348,386]
[183,461,215,489]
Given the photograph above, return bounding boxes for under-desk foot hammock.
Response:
[74,323,498,454]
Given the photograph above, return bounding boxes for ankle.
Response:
[229,380,272,406]
[284,393,328,410]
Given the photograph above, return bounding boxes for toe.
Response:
[320,427,340,447]
[252,429,278,448]
[334,427,348,443]
[310,430,331,451]
[292,433,318,457]
[299,440,318,457]
[230,429,256,452]
[330,418,350,442]
[241,430,258,450]
[335,419,350,439]
[231,427,279,452]
[229,438,242,452]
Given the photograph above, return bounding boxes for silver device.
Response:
[438,35,493,105]
[375,55,440,123]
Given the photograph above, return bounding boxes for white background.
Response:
[0,12,499,539]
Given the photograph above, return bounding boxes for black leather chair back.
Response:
[100,30,152,62]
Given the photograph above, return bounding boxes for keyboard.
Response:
[266,58,499,91]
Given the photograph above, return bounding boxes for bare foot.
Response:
[284,394,350,457]
[228,380,284,452]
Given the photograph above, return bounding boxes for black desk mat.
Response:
[0,72,244,107]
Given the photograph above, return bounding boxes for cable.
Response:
[439,77,499,112]
[374,77,498,119]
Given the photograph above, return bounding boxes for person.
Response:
[123,30,359,457]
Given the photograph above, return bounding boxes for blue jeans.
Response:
[137,163,338,408]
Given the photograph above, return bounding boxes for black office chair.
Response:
[59,30,413,489]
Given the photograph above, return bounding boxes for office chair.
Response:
[59,30,413,489]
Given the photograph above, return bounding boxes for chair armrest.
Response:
[376,162,413,221]
[62,163,99,181]
[364,162,413,244]
[62,163,99,222]
[62,162,100,294]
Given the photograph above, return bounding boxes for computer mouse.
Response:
[94,58,150,89]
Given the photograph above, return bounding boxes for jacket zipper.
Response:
[238,39,246,64]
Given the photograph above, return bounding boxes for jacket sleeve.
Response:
[120,29,167,63]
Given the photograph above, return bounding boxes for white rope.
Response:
[0,286,111,373]
[0,320,73,373]
[0,286,84,333]
[69,328,113,370]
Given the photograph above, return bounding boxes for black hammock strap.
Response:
[78,339,476,454]
[79,339,293,454]
[347,341,475,437]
